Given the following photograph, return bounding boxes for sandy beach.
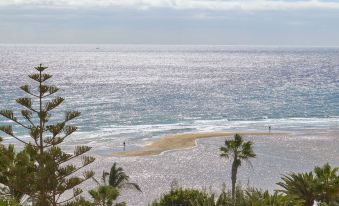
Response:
[81,131,339,206]
[113,132,285,157]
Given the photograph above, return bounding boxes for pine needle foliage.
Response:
[0,141,36,203]
[0,64,95,206]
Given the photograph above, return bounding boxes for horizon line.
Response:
[1,43,339,48]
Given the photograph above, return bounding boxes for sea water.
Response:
[0,44,338,151]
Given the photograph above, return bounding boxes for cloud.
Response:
[1,0,339,11]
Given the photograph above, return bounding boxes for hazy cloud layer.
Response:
[1,0,339,45]
[2,0,339,11]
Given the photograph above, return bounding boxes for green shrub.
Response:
[152,188,211,206]
[0,197,21,206]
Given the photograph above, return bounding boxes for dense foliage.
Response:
[151,187,304,206]
[278,163,339,206]
[0,196,20,206]
[151,188,210,206]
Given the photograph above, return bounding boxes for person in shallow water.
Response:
[268,126,272,134]
[123,141,126,151]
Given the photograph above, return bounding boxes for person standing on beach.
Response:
[123,141,126,151]
[268,126,271,134]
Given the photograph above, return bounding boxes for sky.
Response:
[1,0,339,46]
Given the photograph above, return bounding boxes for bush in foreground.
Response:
[278,163,339,206]
[151,188,210,206]
[0,197,20,206]
[151,187,303,206]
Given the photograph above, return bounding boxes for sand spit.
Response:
[114,132,285,157]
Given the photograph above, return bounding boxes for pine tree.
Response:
[0,64,95,206]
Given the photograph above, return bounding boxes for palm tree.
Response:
[313,163,339,205]
[89,185,121,206]
[277,172,316,206]
[89,163,139,206]
[220,134,256,202]
[106,163,141,192]
[245,188,302,206]
[90,164,133,206]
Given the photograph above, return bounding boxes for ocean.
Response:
[0,44,338,152]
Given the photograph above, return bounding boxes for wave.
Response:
[1,117,338,149]
[66,116,339,142]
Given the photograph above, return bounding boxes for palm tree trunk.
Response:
[231,162,238,203]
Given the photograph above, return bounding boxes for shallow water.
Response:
[0,45,338,150]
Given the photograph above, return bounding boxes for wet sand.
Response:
[113,132,285,157]
[82,132,339,206]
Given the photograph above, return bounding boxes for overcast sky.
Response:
[1,0,339,46]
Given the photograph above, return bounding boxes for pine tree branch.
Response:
[11,119,31,130]
[35,64,48,72]
[63,126,77,137]
[65,111,81,122]
[46,122,66,138]
[9,134,30,145]
[57,146,92,165]
[16,98,39,113]
[56,177,82,194]
[0,110,31,130]
[0,125,29,145]
[56,173,94,200]
[41,86,59,98]
[56,189,82,205]
[45,97,64,112]
[43,137,66,148]
[0,110,17,121]
[44,126,77,148]
[28,73,41,83]
[20,85,40,98]
[43,113,80,148]
[28,127,42,142]
[57,165,77,179]
[40,74,52,82]
[45,122,77,138]
[21,110,36,128]
[28,65,48,82]
[83,170,95,179]
[57,160,94,181]
[57,155,77,166]
[29,127,40,147]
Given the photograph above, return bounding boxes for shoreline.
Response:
[93,130,338,205]
[113,132,286,157]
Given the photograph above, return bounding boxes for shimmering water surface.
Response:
[1,45,339,205]
[0,44,338,149]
